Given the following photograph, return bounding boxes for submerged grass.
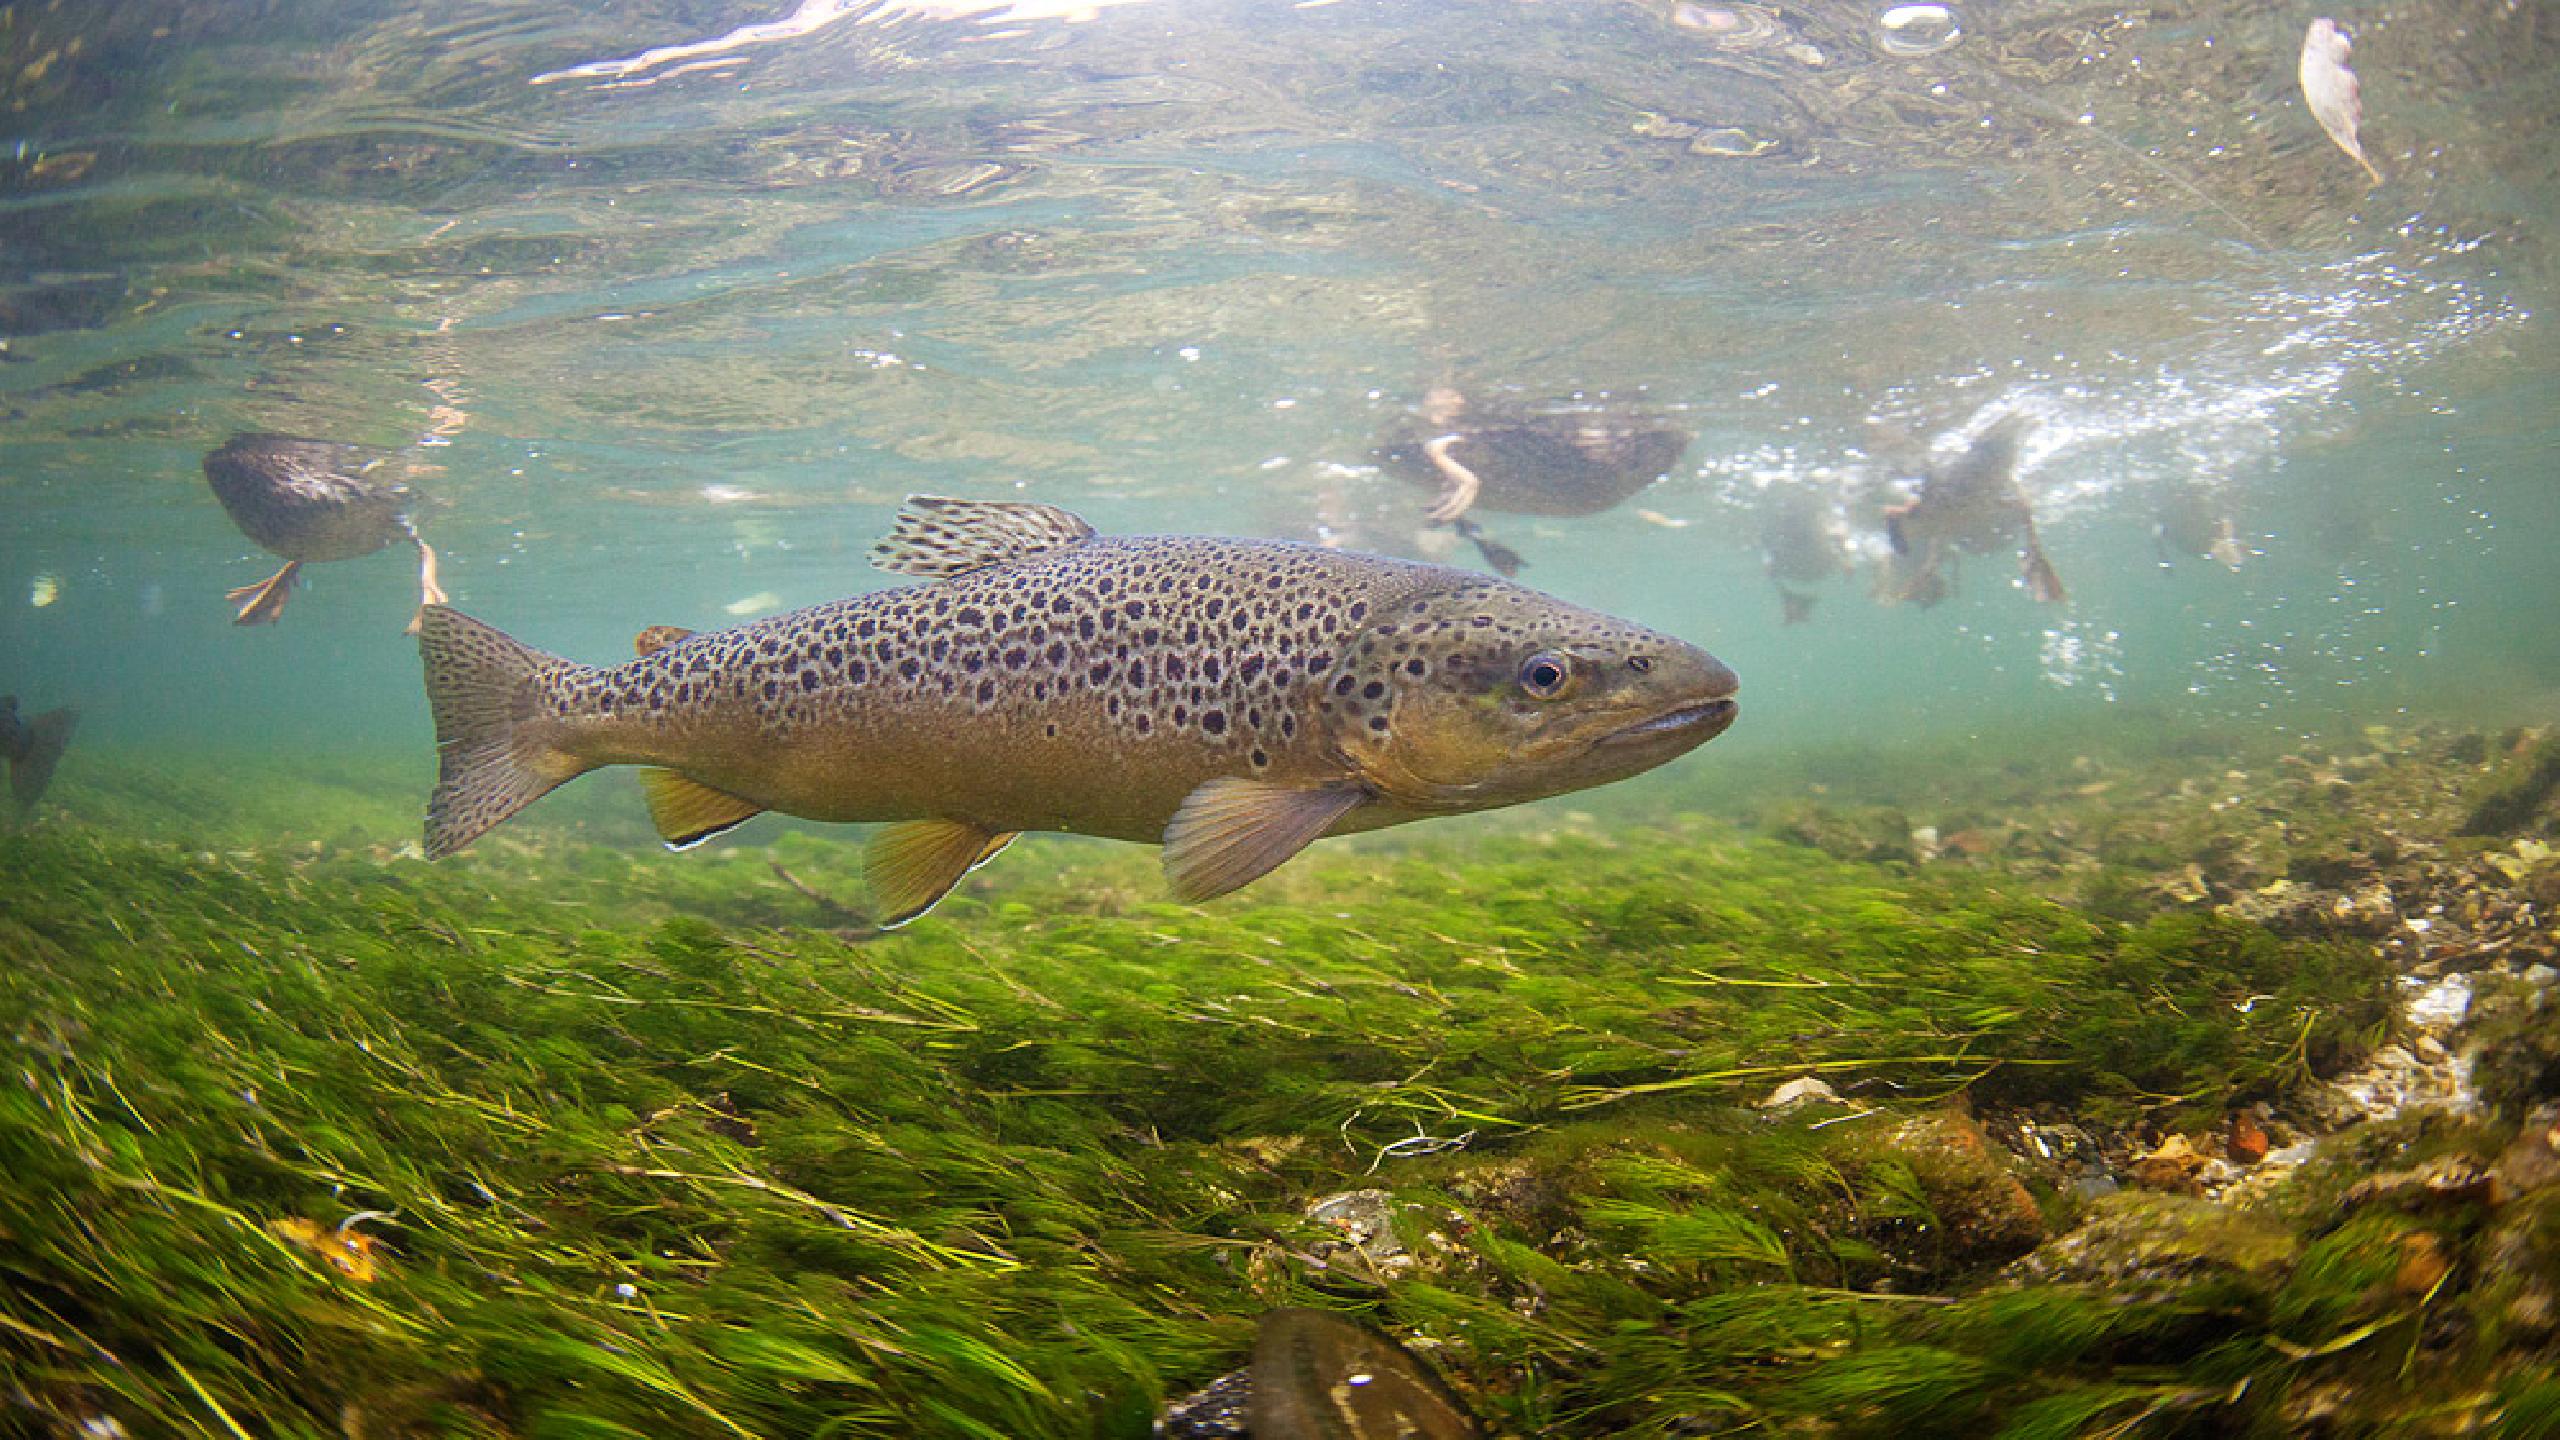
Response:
[0,730,2548,1437]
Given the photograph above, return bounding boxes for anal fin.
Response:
[640,769,766,850]
[1162,778,1366,904]
[866,819,1018,928]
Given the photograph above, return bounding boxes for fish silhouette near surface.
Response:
[1,695,77,822]
[1758,481,1855,624]
[1249,1308,1480,1439]
[418,496,1738,925]
[1876,414,2066,607]
[1375,387,1690,577]
[2154,482,2248,571]
[204,433,447,631]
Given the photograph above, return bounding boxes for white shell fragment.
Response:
[2299,18,2385,188]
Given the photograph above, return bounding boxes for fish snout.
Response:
[1601,641,1739,749]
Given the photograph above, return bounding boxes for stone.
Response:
[1863,1107,2046,1267]
[1758,1076,1843,1113]
[2010,1191,2296,1293]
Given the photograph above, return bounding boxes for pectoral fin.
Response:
[866,819,1018,927]
[1162,778,1366,904]
[639,769,766,850]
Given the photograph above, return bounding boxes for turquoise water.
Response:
[3,0,2556,803]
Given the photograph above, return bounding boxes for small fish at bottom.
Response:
[1,695,77,822]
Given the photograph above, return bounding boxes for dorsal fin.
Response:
[869,495,1096,580]
[634,625,694,657]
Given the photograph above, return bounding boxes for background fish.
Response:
[419,496,1737,924]
[203,433,446,630]
[1,695,78,822]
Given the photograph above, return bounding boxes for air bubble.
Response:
[1876,3,1961,56]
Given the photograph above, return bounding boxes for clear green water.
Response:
[6,9,2560,1436]
[5,0,2555,806]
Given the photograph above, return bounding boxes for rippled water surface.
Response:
[4,0,2556,766]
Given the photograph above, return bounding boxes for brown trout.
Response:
[419,496,1737,924]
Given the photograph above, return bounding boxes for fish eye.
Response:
[1519,652,1573,699]
[1628,654,1653,673]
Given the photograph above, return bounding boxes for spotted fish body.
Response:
[421,497,1737,923]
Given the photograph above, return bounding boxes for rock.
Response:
[2392,1230,2451,1296]
[2495,1101,2560,1194]
[2480,1190,2560,1341]
[2010,1191,2296,1293]
[1155,1367,1251,1439]
[1299,1190,1465,1282]
[1758,1076,1843,1113]
[2459,727,2560,835]
[2341,1154,2502,1215]
[1774,804,1919,863]
[2468,970,2560,1115]
[2404,973,2472,1030]
[2229,1110,2271,1165]
[1250,1308,1479,1439]
[2314,1043,2477,1127]
[2128,1134,2207,1194]
[1860,1108,2046,1268]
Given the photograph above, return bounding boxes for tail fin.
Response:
[417,605,594,858]
[9,707,77,816]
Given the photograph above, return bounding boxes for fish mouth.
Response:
[1602,696,1738,747]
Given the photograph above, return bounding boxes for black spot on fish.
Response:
[1202,710,1227,735]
